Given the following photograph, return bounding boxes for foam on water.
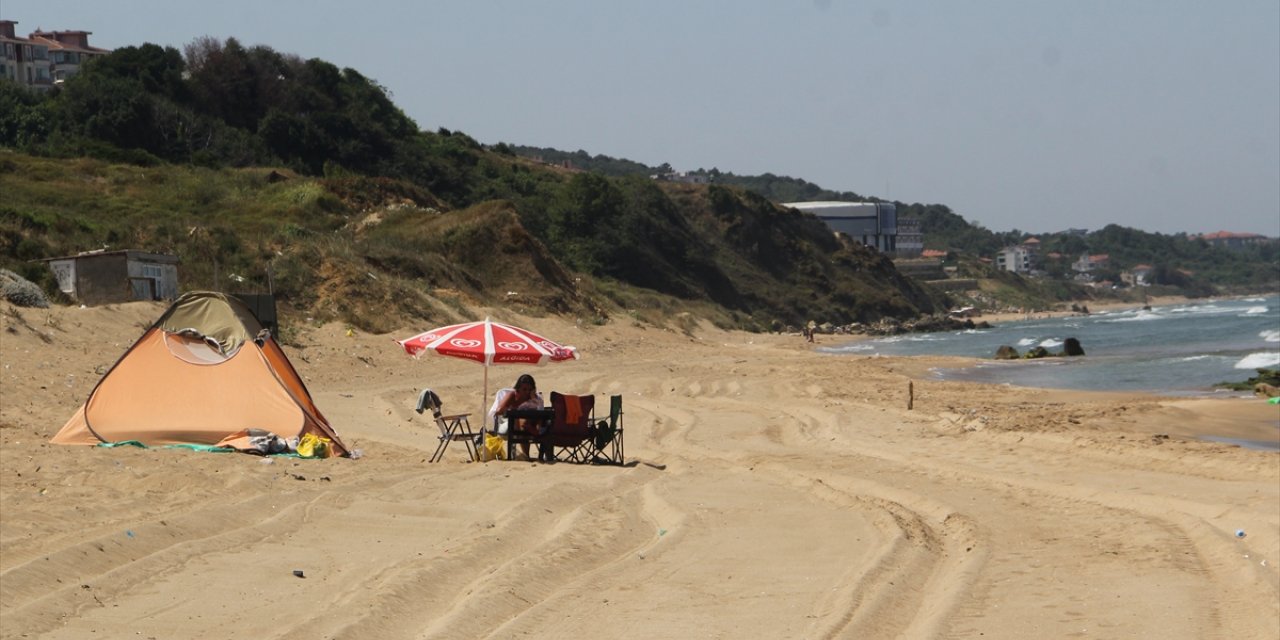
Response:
[1234,352,1280,370]
[824,294,1280,394]
[1103,310,1162,323]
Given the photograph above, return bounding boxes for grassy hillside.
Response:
[0,151,946,332]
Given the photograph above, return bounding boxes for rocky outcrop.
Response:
[861,314,992,336]
[1063,337,1085,356]
[993,337,1086,360]
[995,345,1020,360]
[0,270,49,308]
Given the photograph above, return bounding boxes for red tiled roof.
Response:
[1200,231,1264,240]
[921,249,948,258]
[28,30,109,54]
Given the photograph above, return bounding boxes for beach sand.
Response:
[2,301,1277,639]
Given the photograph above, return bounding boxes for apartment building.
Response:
[31,28,110,84]
[0,20,108,90]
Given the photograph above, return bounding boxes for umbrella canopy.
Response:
[396,318,579,418]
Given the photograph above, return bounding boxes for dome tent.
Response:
[52,292,348,456]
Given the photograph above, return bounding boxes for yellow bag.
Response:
[482,433,506,461]
[297,433,331,458]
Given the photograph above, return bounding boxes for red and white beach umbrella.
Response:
[396,318,580,416]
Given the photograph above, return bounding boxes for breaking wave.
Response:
[1234,352,1280,370]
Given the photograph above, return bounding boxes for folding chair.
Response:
[589,394,625,465]
[415,389,476,463]
[544,392,595,463]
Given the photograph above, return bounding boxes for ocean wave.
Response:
[1103,311,1162,323]
[1039,338,1063,348]
[1179,355,1212,362]
[1017,337,1038,347]
[877,334,945,344]
[1241,306,1268,315]
[1234,352,1280,370]
[1243,297,1266,302]
[1166,304,1233,316]
[1262,330,1280,343]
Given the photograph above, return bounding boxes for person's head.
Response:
[514,373,536,398]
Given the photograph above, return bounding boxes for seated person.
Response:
[496,374,547,461]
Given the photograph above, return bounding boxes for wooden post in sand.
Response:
[908,381,914,410]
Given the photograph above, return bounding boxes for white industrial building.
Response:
[784,201,899,253]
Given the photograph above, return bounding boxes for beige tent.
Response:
[52,292,349,457]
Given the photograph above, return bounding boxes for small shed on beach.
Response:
[40,249,180,305]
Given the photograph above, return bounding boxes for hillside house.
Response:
[29,29,110,84]
[1072,253,1109,273]
[42,250,180,305]
[894,217,924,257]
[1,20,51,88]
[995,246,1031,273]
[0,21,108,89]
[651,170,708,184]
[1122,264,1154,286]
[1196,231,1272,250]
[993,237,1043,274]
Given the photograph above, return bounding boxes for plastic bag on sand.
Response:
[297,433,331,458]
[479,433,506,461]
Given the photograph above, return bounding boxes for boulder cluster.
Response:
[782,314,994,338]
[995,337,1085,360]
[860,315,993,336]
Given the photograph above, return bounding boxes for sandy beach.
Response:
[2,301,1277,639]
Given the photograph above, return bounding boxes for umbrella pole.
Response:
[482,366,489,429]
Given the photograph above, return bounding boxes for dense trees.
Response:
[1,37,421,177]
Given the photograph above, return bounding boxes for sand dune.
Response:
[2,301,1277,639]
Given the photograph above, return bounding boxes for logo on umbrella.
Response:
[450,338,482,348]
[498,341,529,351]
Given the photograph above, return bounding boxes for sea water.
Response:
[821,294,1280,397]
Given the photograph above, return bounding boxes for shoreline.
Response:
[977,294,1194,324]
[808,294,1279,450]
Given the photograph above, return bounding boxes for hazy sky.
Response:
[8,1,1280,236]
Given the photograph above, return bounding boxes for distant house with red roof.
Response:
[29,28,110,85]
[1122,264,1154,286]
[1072,253,1109,273]
[921,248,948,259]
[1196,231,1272,250]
